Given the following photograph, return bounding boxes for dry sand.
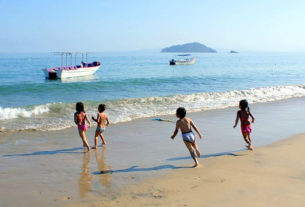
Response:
[66,134,305,207]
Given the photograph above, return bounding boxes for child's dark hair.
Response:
[76,102,85,113]
[98,104,106,112]
[176,107,186,119]
[239,99,249,111]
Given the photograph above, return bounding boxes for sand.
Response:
[66,134,305,207]
[1,98,305,206]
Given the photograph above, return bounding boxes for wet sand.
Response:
[1,97,305,206]
[72,133,305,207]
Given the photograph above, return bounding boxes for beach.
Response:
[2,1,305,206]
[77,133,305,207]
[1,97,305,206]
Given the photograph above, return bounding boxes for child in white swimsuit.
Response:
[171,107,203,167]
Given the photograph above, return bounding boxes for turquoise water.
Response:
[1,52,305,131]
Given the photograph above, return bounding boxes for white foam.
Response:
[107,84,305,124]
[0,104,50,120]
[1,84,305,131]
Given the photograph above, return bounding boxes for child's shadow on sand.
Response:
[3,147,85,157]
[167,150,244,162]
[93,150,245,175]
[93,164,192,175]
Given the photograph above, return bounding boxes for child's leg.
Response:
[242,133,251,146]
[78,129,86,147]
[184,141,199,167]
[99,133,106,145]
[247,133,253,150]
[248,133,252,144]
[242,133,253,150]
[192,141,201,158]
[79,129,90,151]
[93,130,100,149]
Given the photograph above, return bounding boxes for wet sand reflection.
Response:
[95,147,112,188]
[78,151,92,197]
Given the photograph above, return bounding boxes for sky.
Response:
[1,0,305,52]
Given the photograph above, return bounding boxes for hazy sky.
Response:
[1,0,305,52]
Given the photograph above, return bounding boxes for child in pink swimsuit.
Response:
[74,102,91,151]
[233,99,255,150]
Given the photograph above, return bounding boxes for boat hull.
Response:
[173,57,196,65]
[169,57,196,65]
[56,66,100,78]
[42,66,100,79]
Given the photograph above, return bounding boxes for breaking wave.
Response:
[1,84,305,132]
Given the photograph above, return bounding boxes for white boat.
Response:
[43,62,101,79]
[42,52,101,79]
[169,54,197,65]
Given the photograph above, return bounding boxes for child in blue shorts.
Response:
[171,107,203,167]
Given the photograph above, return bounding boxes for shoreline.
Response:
[2,83,305,133]
[1,97,305,206]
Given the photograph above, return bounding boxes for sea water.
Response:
[1,51,305,131]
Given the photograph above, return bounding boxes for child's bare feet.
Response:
[92,146,97,149]
[193,162,199,168]
[246,144,253,151]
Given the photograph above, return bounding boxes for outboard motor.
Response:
[169,59,176,65]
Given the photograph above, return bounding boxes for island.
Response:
[230,50,238,53]
[161,42,217,53]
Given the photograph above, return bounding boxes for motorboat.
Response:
[169,54,196,65]
[43,61,101,79]
[42,52,101,79]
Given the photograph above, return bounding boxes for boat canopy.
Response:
[53,52,92,66]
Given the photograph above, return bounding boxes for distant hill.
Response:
[230,50,238,53]
[161,42,217,53]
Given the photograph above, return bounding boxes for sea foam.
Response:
[1,84,305,131]
[0,104,50,120]
[107,84,305,123]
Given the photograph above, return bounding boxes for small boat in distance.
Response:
[42,52,101,79]
[169,54,197,65]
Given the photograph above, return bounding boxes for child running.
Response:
[92,104,109,148]
[171,107,203,167]
[74,102,91,151]
[233,99,255,150]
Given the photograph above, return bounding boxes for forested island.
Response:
[161,42,217,53]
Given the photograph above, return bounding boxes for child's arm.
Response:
[85,113,91,128]
[92,114,98,122]
[190,120,202,139]
[233,111,239,128]
[74,113,78,125]
[249,112,255,123]
[171,122,179,139]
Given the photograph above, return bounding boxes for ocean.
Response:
[1,51,305,132]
